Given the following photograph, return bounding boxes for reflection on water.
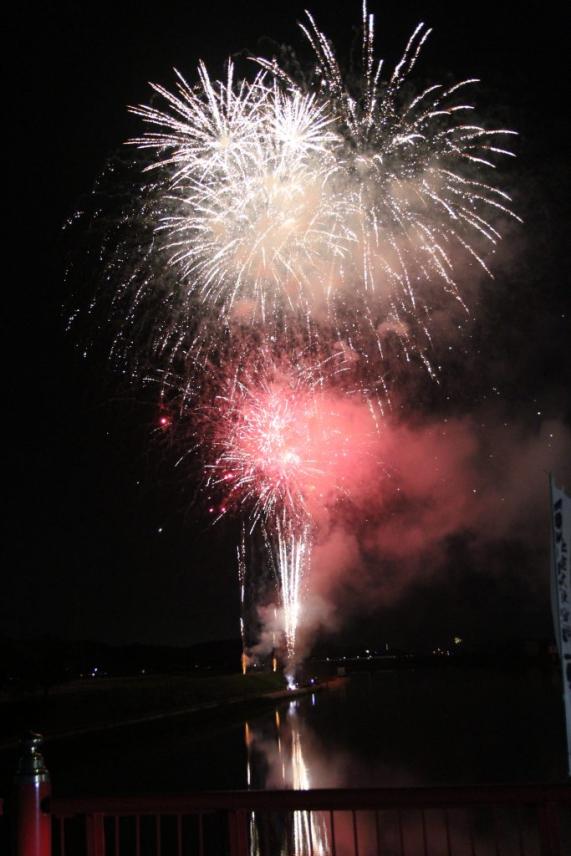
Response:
[0,670,568,854]
[247,699,329,855]
[240,676,570,856]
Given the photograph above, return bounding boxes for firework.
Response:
[237,523,249,674]
[129,63,341,319]
[200,353,376,661]
[203,354,368,527]
[265,515,311,663]
[122,1,518,376]
[75,4,520,670]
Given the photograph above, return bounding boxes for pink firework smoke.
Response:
[202,356,377,664]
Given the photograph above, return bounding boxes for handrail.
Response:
[3,734,570,856]
[51,782,571,815]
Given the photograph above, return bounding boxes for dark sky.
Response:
[5,1,570,650]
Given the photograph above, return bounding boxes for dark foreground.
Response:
[2,665,571,854]
[1,664,569,793]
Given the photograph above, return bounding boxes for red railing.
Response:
[4,783,569,856]
[3,735,571,856]
[48,786,571,856]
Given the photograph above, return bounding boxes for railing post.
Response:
[85,814,105,856]
[12,733,52,856]
[538,800,561,856]
[228,809,249,856]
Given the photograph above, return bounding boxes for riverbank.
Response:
[0,672,343,750]
[1,668,566,798]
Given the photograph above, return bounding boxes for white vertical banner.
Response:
[550,475,571,777]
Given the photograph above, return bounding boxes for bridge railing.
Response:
[48,786,571,856]
[3,735,570,856]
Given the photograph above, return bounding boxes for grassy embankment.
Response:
[0,672,286,745]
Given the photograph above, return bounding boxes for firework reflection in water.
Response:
[246,703,329,856]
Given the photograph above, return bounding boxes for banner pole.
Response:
[549,473,571,778]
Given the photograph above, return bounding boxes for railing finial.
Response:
[12,731,51,856]
[15,732,50,781]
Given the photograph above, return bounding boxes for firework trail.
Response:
[199,352,375,666]
[271,515,311,665]
[237,523,249,674]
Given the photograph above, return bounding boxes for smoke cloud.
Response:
[297,410,571,651]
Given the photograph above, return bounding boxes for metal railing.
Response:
[48,786,571,856]
[3,735,570,856]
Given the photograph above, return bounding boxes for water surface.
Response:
[2,666,565,795]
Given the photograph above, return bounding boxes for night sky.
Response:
[5,1,570,651]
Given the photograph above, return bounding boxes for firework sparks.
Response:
[201,354,376,662]
[267,515,311,663]
[237,523,249,674]
[122,1,518,375]
[130,64,341,320]
[74,4,520,670]
[205,363,343,660]
[204,356,365,527]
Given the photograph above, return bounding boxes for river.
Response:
[1,665,566,795]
